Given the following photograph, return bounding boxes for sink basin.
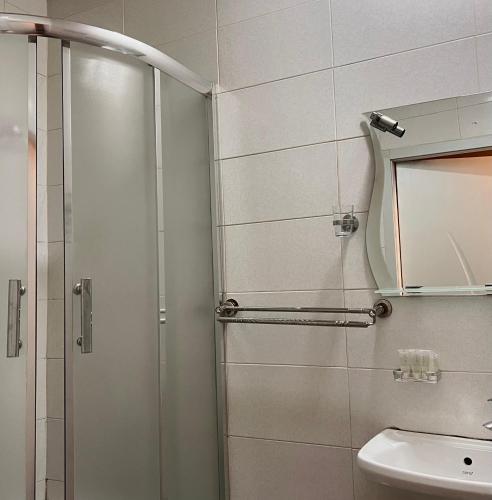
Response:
[357,429,492,498]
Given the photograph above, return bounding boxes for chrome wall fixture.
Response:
[215,298,392,328]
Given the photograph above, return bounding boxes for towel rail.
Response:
[215,298,392,328]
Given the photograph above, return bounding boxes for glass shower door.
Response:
[64,42,160,500]
[0,35,32,500]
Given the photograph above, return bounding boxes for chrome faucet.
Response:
[484,399,492,431]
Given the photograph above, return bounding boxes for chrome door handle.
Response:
[7,279,25,358]
[73,278,92,353]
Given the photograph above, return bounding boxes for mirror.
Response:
[366,91,492,296]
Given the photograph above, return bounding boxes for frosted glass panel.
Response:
[0,35,29,500]
[68,42,160,500]
[159,74,219,500]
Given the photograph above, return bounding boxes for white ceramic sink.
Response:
[357,429,492,498]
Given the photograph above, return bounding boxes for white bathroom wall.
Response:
[44,1,492,499]
[215,2,492,500]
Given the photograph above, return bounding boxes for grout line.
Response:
[226,361,349,368]
[218,134,368,162]
[228,362,348,369]
[227,362,492,375]
[215,31,491,96]
[217,0,316,29]
[474,37,482,92]
[228,434,353,450]
[219,211,367,228]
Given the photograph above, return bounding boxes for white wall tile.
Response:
[341,213,376,289]
[334,39,479,139]
[66,0,124,32]
[37,36,48,77]
[224,216,342,292]
[37,128,47,187]
[225,290,347,366]
[159,29,218,83]
[477,34,492,91]
[345,290,492,372]
[349,369,492,448]
[475,0,492,34]
[47,75,62,131]
[47,299,64,358]
[47,129,63,186]
[36,480,46,500]
[219,1,332,91]
[37,74,47,132]
[47,38,61,77]
[47,185,63,242]
[46,419,64,480]
[48,0,107,18]
[6,0,46,15]
[332,0,475,66]
[38,243,48,300]
[227,364,351,446]
[46,481,64,500]
[48,242,64,300]
[338,137,374,213]
[230,436,354,500]
[352,450,445,500]
[36,419,47,481]
[218,70,335,158]
[37,359,47,419]
[124,0,217,46]
[37,186,47,243]
[217,0,307,27]
[220,142,337,225]
[37,299,47,360]
[47,359,64,418]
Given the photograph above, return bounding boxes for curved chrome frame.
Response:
[0,13,213,95]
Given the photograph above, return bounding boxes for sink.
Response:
[357,429,492,498]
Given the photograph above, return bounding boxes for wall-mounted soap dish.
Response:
[393,369,441,384]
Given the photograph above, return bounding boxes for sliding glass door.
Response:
[64,42,160,500]
[0,34,34,500]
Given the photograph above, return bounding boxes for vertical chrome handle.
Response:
[73,278,92,353]
[7,279,25,358]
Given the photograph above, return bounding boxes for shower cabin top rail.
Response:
[216,298,393,328]
[0,13,213,95]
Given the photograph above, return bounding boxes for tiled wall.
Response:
[45,1,492,499]
[215,2,492,499]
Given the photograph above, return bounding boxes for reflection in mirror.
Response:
[366,91,492,296]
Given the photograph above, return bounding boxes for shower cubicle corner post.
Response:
[153,66,165,500]
[27,36,38,500]
[61,39,74,500]
[207,89,230,500]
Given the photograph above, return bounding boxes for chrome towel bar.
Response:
[215,298,392,328]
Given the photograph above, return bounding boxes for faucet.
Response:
[484,399,492,430]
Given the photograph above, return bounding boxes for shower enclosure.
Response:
[0,14,224,500]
